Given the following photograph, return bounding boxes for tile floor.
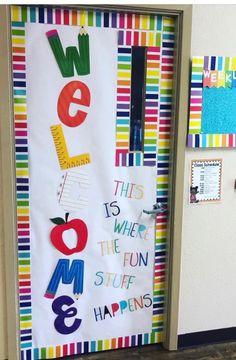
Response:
[65,342,236,360]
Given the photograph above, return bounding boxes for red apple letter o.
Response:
[50,218,88,255]
[57,80,91,127]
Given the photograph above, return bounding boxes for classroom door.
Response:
[11,5,175,359]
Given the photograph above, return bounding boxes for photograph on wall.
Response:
[190,159,222,203]
[11,5,175,359]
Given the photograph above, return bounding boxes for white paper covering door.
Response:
[12,6,176,357]
[26,24,156,347]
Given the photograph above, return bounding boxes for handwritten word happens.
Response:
[94,293,152,321]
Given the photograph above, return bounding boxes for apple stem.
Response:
[65,212,69,223]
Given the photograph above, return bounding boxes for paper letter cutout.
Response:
[50,216,88,255]
[50,124,91,170]
[57,80,91,127]
[46,28,90,77]
[52,295,82,334]
[45,259,84,299]
[57,170,90,212]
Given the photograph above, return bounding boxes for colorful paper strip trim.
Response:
[188,55,236,148]
[12,20,33,354]
[153,16,174,332]
[11,6,175,359]
[115,30,161,167]
[12,5,164,31]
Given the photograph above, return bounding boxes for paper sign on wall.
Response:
[190,159,222,203]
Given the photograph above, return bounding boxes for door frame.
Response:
[0,4,192,359]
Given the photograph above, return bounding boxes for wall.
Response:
[178,5,236,334]
[0,135,7,358]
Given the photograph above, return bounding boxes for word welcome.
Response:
[45,27,91,335]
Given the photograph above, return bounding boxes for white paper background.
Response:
[26,23,156,348]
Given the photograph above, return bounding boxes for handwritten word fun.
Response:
[123,252,148,267]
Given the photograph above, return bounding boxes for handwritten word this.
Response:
[114,218,150,240]
[97,239,120,256]
[94,293,152,321]
[123,252,148,267]
[114,180,144,199]
[94,271,135,289]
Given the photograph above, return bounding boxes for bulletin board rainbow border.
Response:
[188,56,236,148]
[11,5,175,360]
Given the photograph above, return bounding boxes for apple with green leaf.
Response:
[50,212,88,255]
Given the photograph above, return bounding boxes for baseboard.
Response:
[178,327,236,348]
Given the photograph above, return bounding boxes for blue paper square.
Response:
[201,87,236,134]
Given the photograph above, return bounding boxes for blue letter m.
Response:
[45,259,84,299]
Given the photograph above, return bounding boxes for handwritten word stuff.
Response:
[94,271,135,289]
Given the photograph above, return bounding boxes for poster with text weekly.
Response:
[12,6,175,359]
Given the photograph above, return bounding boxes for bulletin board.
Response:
[188,56,236,148]
[11,5,175,360]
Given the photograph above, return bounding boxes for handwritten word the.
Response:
[97,239,120,256]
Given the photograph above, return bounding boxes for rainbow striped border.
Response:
[154,16,175,331]
[188,56,236,148]
[115,31,160,167]
[12,5,164,30]
[11,6,175,360]
[12,18,33,356]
